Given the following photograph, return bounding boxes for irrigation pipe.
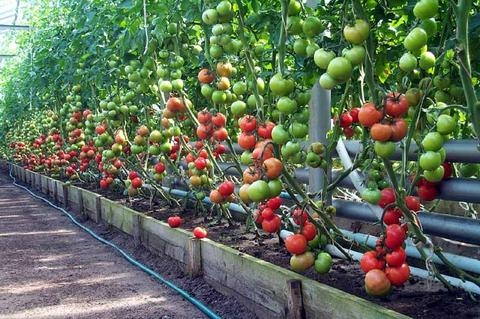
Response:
[279,230,480,295]
[8,167,222,319]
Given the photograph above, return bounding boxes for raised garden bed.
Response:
[6,162,480,319]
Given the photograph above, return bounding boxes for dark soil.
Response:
[16,174,480,319]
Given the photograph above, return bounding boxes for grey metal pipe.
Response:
[343,139,480,163]
[333,199,480,245]
[223,140,480,163]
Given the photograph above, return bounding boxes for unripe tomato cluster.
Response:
[400,0,439,74]
[316,19,369,90]
[305,142,326,168]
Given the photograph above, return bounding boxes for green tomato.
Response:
[413,0,439,19]
[326,57,352,82]
[343,19,370,45]
[240,151,253,165]
[421,132,444,151]
[289,122,308,138]
[399,52,418,73]
[436,114,456,134]
[420,18,438,37]
[281,141,301,158]
[232,81,247,95]
[202,9,218,25]
[419,151,442,170]
[302,16,324,38]
[314,49,335,69]
[374,141,396,159]
[314,252,333,274]
[247,180,271,202]
[277,97,298,115]
[404,28,428,53]
[268,179,283,197]
[343,45,366,66]
[319,73,337,90]
[293,38,309,56]
[271,125,291,144]
[424,165,445,182]
[231,100,247,116]
[459,163,479,177]
[419,51,436,70]
[212,90,227,104]
[362,188,382,204]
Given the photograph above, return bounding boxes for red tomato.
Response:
[258,121,275,139]
[213,127,229,141]
[194,157,207,170]
[442,162,453,179]
[262,157,283,179]
[343,126,355,138]
[261,207,275,220]
[386,247,406,267]
[238,132,257,150]
[285,234,308,255]
[360,251,386,273]
[378,187,396,208]
[131,177,143,189]
[365,269,391,296]
[128,170,139,180]
[193,227,208,239]
[339,112,353,128]
[301,222,317,241]
[417,185,438,201]
[212,112,226,127]
[383,208,402,225]
[154,162,166,174]
[385,224,406,249]
[358,102,383,127]
[292,207,308,225]
[350,107,360,123]
[218,180,235,197]
[384,92,409,118]
[167,216,183,228]
[262,214,281,233]
[197,110,212,124]
[405,196,420,212]
[239,115,257,132]
[266,196,282,210]
[385,263,410,286]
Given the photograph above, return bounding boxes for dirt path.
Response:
[0,174,208,319]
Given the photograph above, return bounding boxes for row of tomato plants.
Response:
[1,0,479,297]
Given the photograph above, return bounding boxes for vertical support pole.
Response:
[185,238,202,278]
[285,279,305,319]
[62,184,69,209]
[308,82,332,204]
[132,214,141,247]
[77,188,87,220]
[94,196,102,223]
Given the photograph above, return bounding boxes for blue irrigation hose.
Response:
[8,167,221,319]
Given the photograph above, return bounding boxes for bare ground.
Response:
[0,174,209,319]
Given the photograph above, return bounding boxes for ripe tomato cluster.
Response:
[358,93,410,159]
[361,190,422,296]
[254,196,282,234]
[338,107,360,138]
[196,109,229,143]
[209,180,235,204]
